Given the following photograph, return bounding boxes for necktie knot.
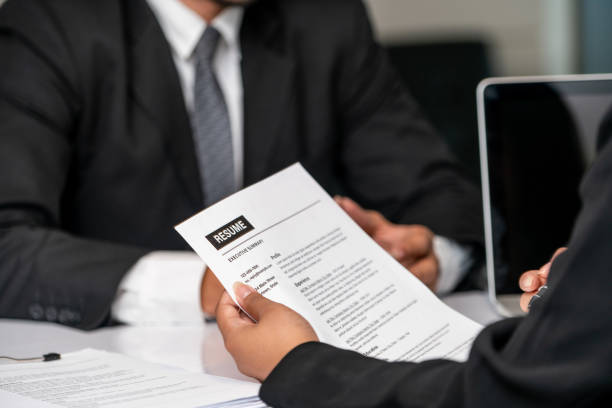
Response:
[195,26,221,63]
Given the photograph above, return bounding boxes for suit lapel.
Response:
[124,0,295,196]
[241,3,296,186]
[124,0,203,207]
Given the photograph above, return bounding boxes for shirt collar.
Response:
[146,0,244,61]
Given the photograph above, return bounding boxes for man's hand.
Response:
[201,268,225,316]
[335,196,439,290]
[519,247,567,312]
[216,283,318,382]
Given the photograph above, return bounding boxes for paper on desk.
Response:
[0,349,265,408]
[176,163,482,363]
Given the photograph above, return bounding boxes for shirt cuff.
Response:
[112,251,206,325]
[433,236,473,295]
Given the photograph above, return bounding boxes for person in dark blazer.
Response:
[0,0,482,329]
[215,113,612,406]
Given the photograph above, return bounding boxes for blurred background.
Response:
[366,0,612,76]
[363,0,612,182]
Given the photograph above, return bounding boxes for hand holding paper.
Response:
[176,164,482,377]
[216,284,319,381]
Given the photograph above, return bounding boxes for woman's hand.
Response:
[519,247,566,312]
[216,283,319,381]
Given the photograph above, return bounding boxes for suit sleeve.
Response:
[0,0,149,329]
[335,1,483,246]
[259,125,612,406]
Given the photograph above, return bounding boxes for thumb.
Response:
[540,247,568,280]
[551,247,567,262]
[233,282,275,322]
[336,196,386,235]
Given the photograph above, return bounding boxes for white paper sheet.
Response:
[176,163,482,363]
[0,349,264,408]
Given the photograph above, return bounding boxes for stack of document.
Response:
[202,397,265,408]
[0,349,266,407]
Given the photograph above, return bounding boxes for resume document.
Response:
[176,164,482,362]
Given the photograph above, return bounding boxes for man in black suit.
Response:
[0,0,482,329]
[215,114,612,406]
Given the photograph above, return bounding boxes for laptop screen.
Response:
[479,76,612,296]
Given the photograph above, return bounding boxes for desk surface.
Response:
[0,291,502,382]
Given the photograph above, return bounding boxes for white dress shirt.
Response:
[112,0,472,325]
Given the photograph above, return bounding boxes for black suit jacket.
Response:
[0,0,482,329]
[260,125,612,406]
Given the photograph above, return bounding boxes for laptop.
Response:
[477,74,612,316]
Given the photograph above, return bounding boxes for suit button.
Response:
[58,308,72,324]
[72,311,82,324]
[45,306,58,322]
[57,309,72,324]
[29,303,44,320]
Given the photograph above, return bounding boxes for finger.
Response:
[375,225,433,264]
[371,228,409,260]
[537,262,552,281]
[519,270,542,292]
[397,226,434,260]
[544,247,568,276]
[544,246,568,277]
[552,247,568,261]
[336,196,386,235]
[234,282,277,322]
[239,310,253,323]
[216,291,247,338]
[388,245,407,261]
[408,254,439,290]
[201,268,225,316]
[520,291,536,312]
[369,234,396,257]
[538,247,568,281]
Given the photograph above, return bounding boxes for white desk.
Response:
[0,291,502,382]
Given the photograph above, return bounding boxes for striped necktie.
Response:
[192,26,235,206]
